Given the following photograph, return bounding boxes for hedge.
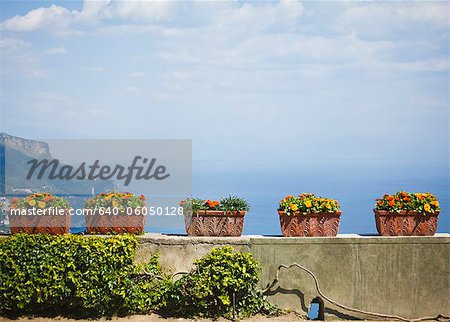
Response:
[0,235,277,318]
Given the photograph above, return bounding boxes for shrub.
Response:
[161,246,278,318]
[0,234,164,317]
[0,236,277,319]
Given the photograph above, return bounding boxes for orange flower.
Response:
[401,191,407,197]
[388,200,395,207]
[431,201,439,207]
[11,198,18,203]
[206,200,219,208]
[387,196,394,201]
[10,203,17,209]
[43,195,53,202]
[140,194,145,200]
[403,197,410,202]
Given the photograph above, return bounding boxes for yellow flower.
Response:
[431,201,439,207]
[28,199,36,207]
[289,203,298,211]
[326,203,332,210]
[112,199,119,208]
[38,201,46,209]
[305,200,312,208]
[424,204,431,212]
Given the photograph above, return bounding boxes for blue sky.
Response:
[0,0,448,167]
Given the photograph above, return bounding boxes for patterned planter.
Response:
[85,207,146,234]
[278,210,342,237]
[185,210,246,237]
[8,209,71,235]
[374,210,439,236]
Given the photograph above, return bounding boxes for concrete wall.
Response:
[136,233,450,320]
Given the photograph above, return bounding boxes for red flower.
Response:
[43,195,53,202]
[11,198,19,203]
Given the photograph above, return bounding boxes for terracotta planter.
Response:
[185,210,246,237]
[374,210,439,236]
[8,209,71,234]
[85,207,146,234]
[278,210,342,237]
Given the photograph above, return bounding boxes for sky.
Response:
[0,0,449,168]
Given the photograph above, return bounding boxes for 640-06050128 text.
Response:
[9,207,185,216]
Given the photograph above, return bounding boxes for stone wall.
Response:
[136,233,450,320]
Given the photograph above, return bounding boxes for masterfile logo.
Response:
[26,156,170,186]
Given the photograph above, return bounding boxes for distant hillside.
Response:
[0,132,114,196]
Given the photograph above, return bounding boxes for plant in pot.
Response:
[374,191,440,236]
[84,191,146,234]
[182,196,249,237]
[8,193,72,234]
[278,193,342,237]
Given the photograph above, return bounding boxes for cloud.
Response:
[128,72,146,78]
[88,66,106,73]
[1,4,73,32]
[125,85,139,93]
[0,36,49,78]
[0,36,32,53]
[0,0,304,34]
[44,47,67,55]
[338,2,450,32]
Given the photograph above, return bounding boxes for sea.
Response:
[189,162,449,235]
[66,160,448,235]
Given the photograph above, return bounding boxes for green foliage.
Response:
[220,195,250,212]
[0,234,164,317]
[0,237,277,319]
[161,246,278,318]
[182,196,250,214]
